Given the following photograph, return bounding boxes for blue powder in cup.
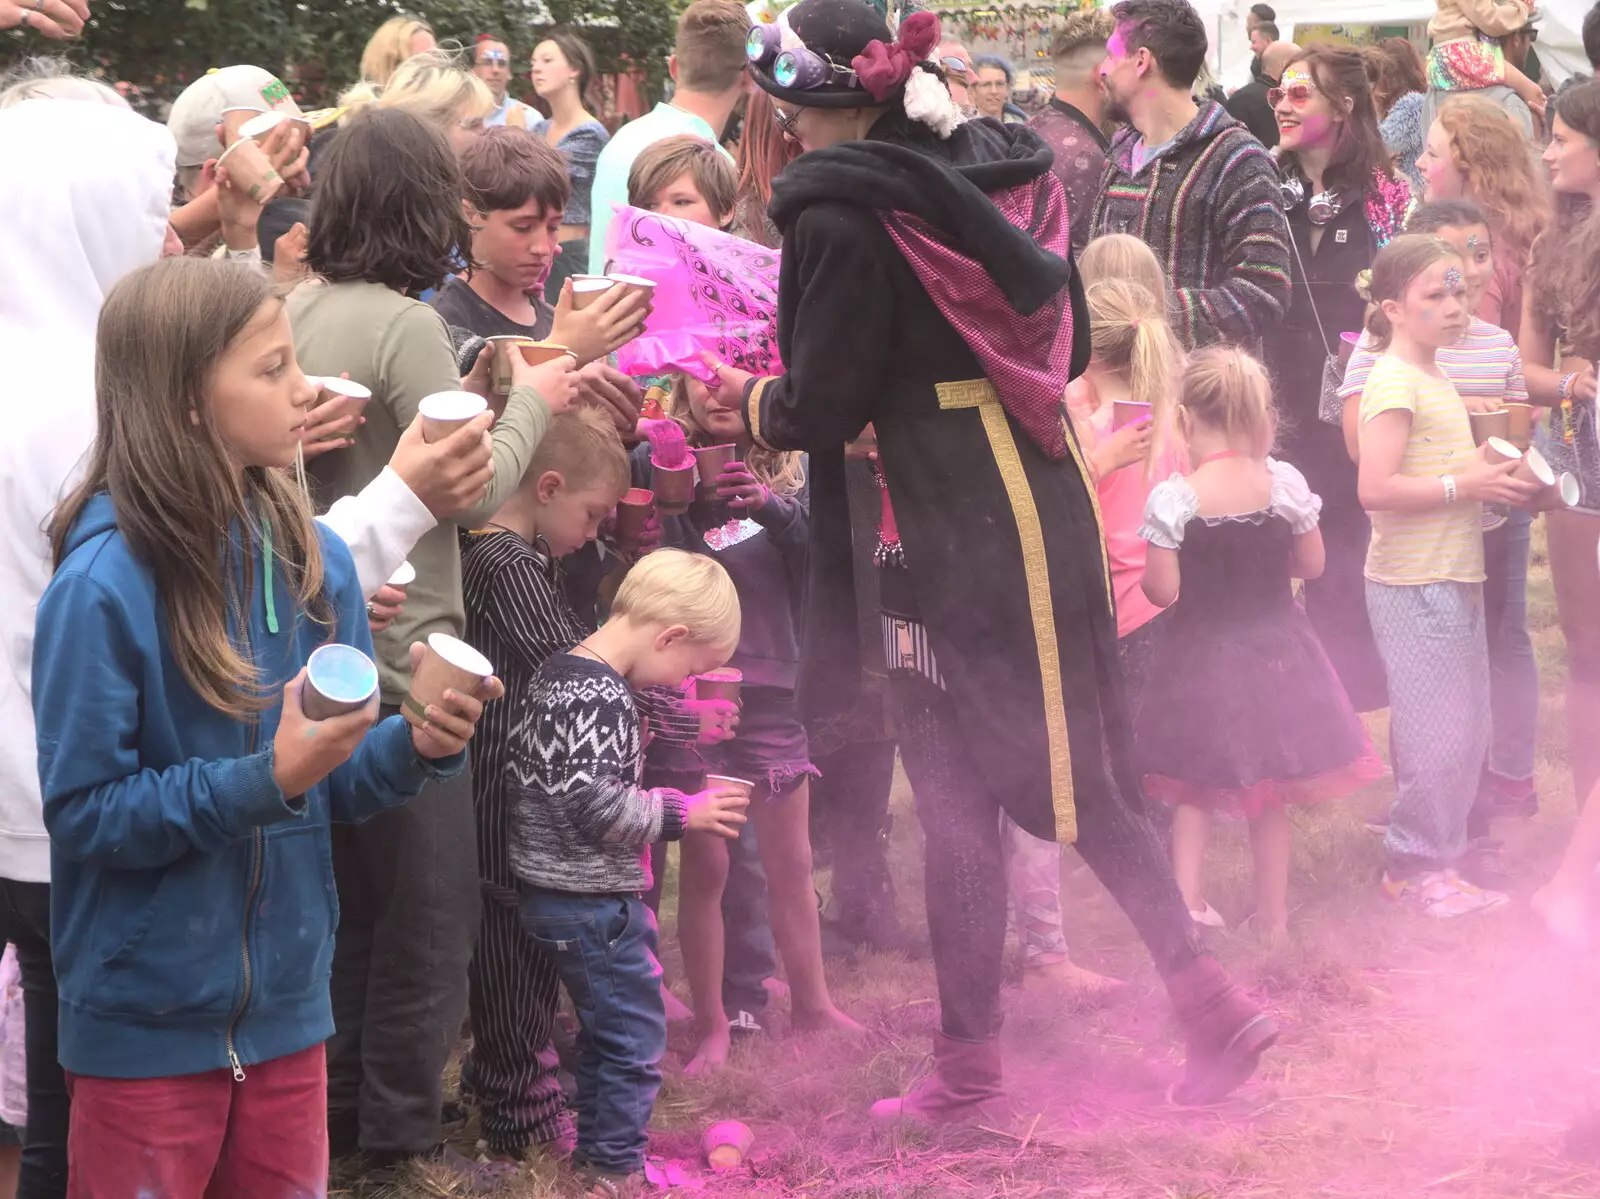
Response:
[307,644,378,704]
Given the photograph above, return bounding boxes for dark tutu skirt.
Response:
[1133,612,1384,818]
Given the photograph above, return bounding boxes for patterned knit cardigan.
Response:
[1090,101,1292,349]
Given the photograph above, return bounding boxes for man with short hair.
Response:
[473,33,532,128]
[1248,20,1277,57]
[1029,9,1114,250]
[971,53,1023,121]
[1226,37,1297,147]
[588,0,750,273]
[1090,0,1290,347]
[1245,3,1275,76]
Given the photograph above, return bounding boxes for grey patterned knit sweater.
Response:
[508,653,689,894]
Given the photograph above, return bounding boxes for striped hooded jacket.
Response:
[1090,101,1291,349]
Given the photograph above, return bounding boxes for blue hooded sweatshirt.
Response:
[33,493,463,1080]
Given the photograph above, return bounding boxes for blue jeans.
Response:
[722,818,777,1015]
[519,890,665,1175]
[1482,508,1538,786]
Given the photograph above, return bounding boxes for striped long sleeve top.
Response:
[460,529,696,891]
[1090,101,1291,349]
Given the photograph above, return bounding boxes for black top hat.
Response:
[748,0,895,109]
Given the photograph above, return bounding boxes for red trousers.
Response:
[65,1043,328,1199]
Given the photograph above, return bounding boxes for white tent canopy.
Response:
[1178,0,1592,91]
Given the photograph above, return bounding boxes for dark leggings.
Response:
[0,879,67,1198]
[890,671,1200,1042]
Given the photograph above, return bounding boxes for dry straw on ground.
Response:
[337,535,1600,1198]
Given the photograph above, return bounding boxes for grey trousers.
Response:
[327,726,480,1156]
[1366,579,1491,873]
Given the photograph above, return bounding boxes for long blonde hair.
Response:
[341,50,492,135]
[361,15,434,87]
[1179,347,1276,458]
[1080,232,1168,298]
[50,257,333,719]
[668,375,806,496]
[1083,276,1181,479]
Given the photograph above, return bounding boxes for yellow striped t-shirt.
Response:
[1359,354,1484,586]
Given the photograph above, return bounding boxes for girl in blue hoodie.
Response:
[31,256,502,1197]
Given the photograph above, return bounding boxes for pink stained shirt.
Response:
[1066,376,1186,639]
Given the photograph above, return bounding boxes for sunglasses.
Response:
[1268,82,1316,107]
[772,105,801,140]
[477,51,509,65]
[940,55,970,77]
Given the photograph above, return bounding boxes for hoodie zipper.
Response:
[223,559,262,1083]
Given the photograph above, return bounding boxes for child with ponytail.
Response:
[1356,233,1538,917]
[32,257,499,1191]
[1137,348,1383,944]
[999,235,1185,992]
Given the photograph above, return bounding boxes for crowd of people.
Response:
[4,0,1600,1195]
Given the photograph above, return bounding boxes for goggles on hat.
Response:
[477,49,509,65]
[940,55,970,77]
[747,23,860,92]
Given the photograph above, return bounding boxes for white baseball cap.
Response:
[166,66,302,168]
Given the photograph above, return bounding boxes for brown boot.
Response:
[869,1033,1011,1124]
[1164,956,1278,1106]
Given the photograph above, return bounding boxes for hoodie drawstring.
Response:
[260,516,278,636]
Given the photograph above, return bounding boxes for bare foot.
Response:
[1028,956,1127,998]
[791,1003,866,1035]
[683,1026,732,1078]
[1533,882,1592,950]
[761,976,790,1004]
[662,984,694,1024]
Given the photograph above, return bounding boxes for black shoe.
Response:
[1458,838,1512,891]
[728,1008,765,1037]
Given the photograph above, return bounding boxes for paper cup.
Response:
[1534,470,1581,512]
[695,668,743,705]
[214,137,284,205]
[1514,444,1556,489]
[693,444,738,499]
[571,277,619,310]
[1504,402,1535,451]
[652,458,696,515]
[1469,408,1510,446]
[1483,436,1521,466]
[1338,331,1361,370]
[702,1120,754,1173]
[317,376,371,401]
[484,337,533,395]
[419,391,487,442]
[239,110,287,140]
[404,633,493,728]
[302,644,379,721]
[1112,399,1151,430]
[387,560,416,588]
[614,488,655,541]
[607,273,658,301]
[705,774,755,799]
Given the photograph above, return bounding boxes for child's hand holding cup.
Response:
[687,775,752,838]
[405,635,504,759]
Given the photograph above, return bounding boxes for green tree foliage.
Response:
[1,0,682,110]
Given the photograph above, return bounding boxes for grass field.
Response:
[343,532,1600,1199]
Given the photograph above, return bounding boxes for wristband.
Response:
[1441,474,1457,504]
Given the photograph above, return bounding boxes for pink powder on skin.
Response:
[639,418,690,469]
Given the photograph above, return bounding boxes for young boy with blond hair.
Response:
[460,407,633,1156]
[512,549,748,1195]
[627,133,738,229]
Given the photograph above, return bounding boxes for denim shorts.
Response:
[703,685,819,799]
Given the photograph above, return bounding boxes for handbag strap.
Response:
[1285,222,1333,358]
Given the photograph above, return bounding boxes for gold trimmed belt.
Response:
[934,378,1091,844]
